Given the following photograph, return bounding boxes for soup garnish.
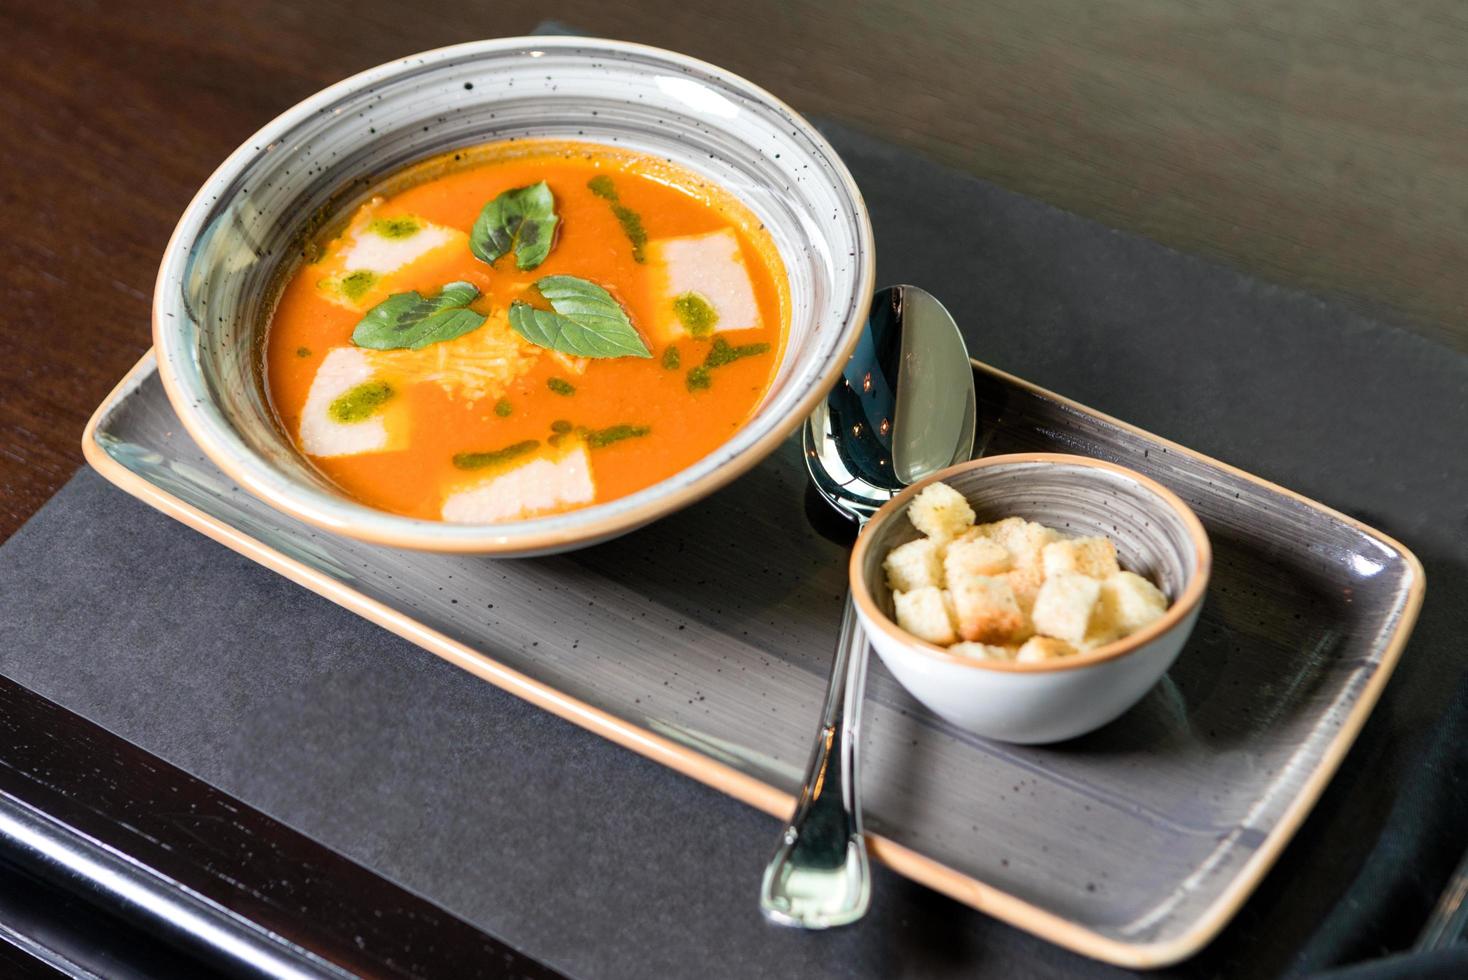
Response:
[882,482,1171,662]
[266,139,788,523]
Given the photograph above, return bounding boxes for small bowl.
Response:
[153,37,874,555]
[851,453,1211,744]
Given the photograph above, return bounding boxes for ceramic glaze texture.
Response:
[152,37,874,553]
[853,455,1210,743]
[85,355,1422,967]
[868,620,1197,744]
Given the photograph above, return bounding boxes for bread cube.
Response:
[1095,571,1169,638]
[883,537,946,593]
[943,536,1012,583]
[907,482,975,541]
[949,575,1026,644]
[1015,636,1077,663]
[893,586,958,645]
[1031,571,1103,645]
[1042,536,1120,580]
[950,641,1015,661]
[970,516,1022,544]
[1004,565,1046,618]
[984,517,1062,571]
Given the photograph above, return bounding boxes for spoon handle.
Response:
[759,594,872,928]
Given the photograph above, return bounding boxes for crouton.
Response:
[1015,636,1077,663]
[949,575,1026,644]
[1096,571,1168,636]
[950,641,1016,661]
[950,525,987,545]
[970,516,1022,543]
[893,586,958,645]
[1031,571,1103,645]
[882,508,1166,655]
[943,536,1012,583]
[986,517,1062,571]
[883,537,946,593]
[907,482,975,541]
[1005,564,1046,617]
[1042,536,1121,580]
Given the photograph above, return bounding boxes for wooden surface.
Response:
[1,0,1464,543]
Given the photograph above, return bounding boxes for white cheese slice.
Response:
[441,443,596,524]
[298,348,405,457]
[317,213,465,310]
[340,219,458,273]
[646,228,762,342]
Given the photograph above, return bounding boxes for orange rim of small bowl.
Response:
[849,452,1213,674]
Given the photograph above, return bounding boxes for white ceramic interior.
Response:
[153,37,874,554]
[852,454,1211,744]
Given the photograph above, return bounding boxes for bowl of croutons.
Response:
[851,453,1211,744]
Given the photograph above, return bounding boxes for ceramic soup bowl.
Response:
[851,453,1211,744]
[153,37,874,555]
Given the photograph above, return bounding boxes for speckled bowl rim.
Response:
[152,36,876,554]
[851,452,1213,673]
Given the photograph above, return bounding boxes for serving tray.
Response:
[83,351,1422,968]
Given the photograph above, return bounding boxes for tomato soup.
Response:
[265,140,789,522]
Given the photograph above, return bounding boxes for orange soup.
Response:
[265,140,789,522]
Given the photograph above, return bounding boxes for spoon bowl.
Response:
[803,287,977,522]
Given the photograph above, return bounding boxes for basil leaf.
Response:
[350,281,487,351]
[508,275,652,359]
[470,181,560,270]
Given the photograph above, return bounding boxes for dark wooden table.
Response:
[1,0,1464,538]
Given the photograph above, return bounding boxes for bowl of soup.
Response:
[154,37,874,554]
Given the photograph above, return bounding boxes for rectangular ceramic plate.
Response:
[83,352,1422,968]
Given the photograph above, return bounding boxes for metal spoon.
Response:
[759,285,976,928]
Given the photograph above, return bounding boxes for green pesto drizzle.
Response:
[587,175,617,199]
[661,346,681,370]
[295,346,312,358]
[547,377,576,396]
[584,424,650,448]
[550,419,574,434]
[368,216,423,239]
[327,380,395,424]
[493,398,513,418]
[685,337,771,392]
[338,270,378,301]
[452,439,540,471]
[705,336,770,367]
[612,205,647,263]
[673,291,718,337]
[585,175,647,262]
